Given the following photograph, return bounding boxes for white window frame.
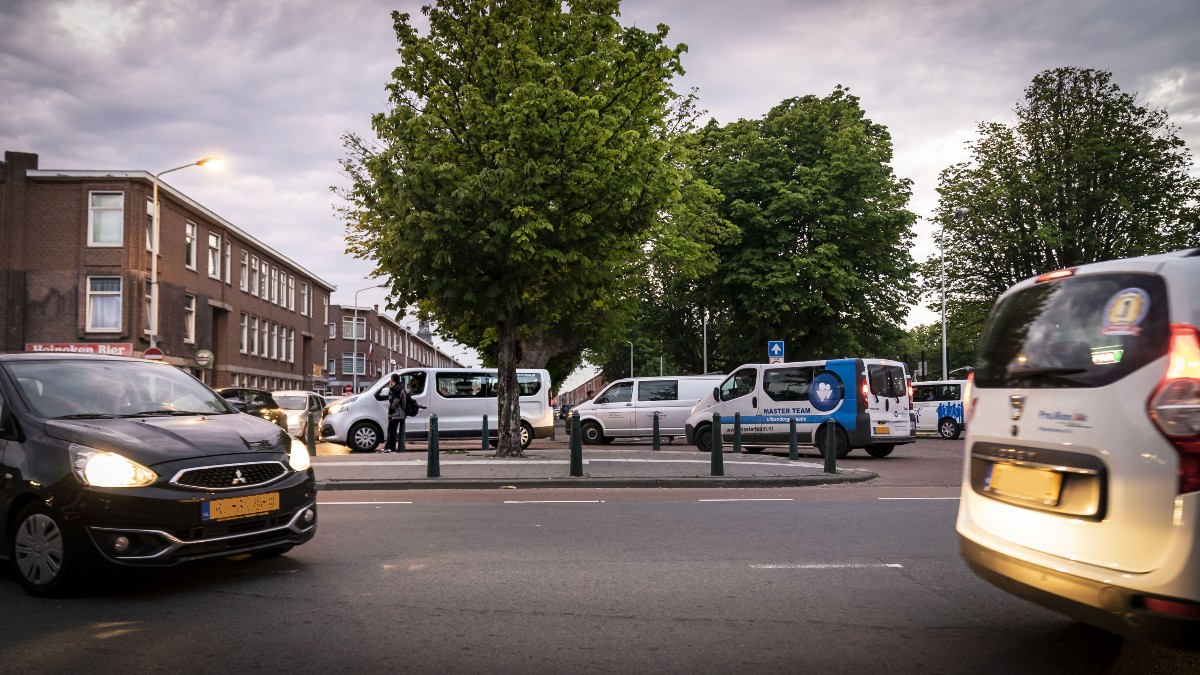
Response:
[183,294,196,344]
[224,240,232,285]
[343,316,366,341]
[260,261,269,299]
[239,313,248,354]
[145,199,154,251]
[184,222,197,270]
[207,233,221,279]
[88,192,124,247]
[260,320,269,359]
[288,275,295,311]
[250,316,260,356]
[269,322,277,360]
[342,353,365,376]
[86,276,122,332]
[240,251,249,291]
[288,328,296,363]
[300,282,310,317]
[250,255,260,296]
[270,267,278,304]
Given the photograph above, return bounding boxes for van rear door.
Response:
[865,362,912,439]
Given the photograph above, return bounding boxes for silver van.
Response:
[573,375,724,444]
[320,367,553,451]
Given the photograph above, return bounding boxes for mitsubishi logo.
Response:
[1010,395,1026,421]
[230,469,248,486]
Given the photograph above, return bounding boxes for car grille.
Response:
[172,461,287,491]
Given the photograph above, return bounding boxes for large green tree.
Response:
[931,67,1200,318]
[337,0,687,455]
[690,89,919,370]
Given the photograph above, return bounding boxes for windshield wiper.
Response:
[54,413,117,419]
[125,409,203,417]
[1007,367,1088,380]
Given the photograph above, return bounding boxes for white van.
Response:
[685,358,916,458]
[957,248,1200,648]
[572,375,724,444]
[319,367,553,451]
[912,379,969,439]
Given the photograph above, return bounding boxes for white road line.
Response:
[318,501,414,505]
[751,563,904,569]
[698,498,794,502]
[504,500,606,504]
[877,497,960,500]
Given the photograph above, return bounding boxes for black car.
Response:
[0,353,317,596]
[217,387,289,430]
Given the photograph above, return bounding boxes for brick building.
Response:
[0,150,337,392]
[325,306,464,395]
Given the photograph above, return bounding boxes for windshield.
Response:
[275,395,308,410]
[8,358,233,418]
[974,272,1169,388]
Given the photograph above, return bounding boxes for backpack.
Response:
[403,391,420,417]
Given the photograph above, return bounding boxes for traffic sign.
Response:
[143,347,164,360]
[768,340,785,364]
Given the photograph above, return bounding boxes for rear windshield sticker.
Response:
[1100,288,1149,336]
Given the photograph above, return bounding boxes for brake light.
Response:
[860,376,870,409]
[1148,324,1200,493]
[965,372,977,425]
[1036,268,1075,283]
[906,377,914,410]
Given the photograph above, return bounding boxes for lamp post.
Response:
[702,310,708,374]
[942,207,968,379]
[149,156,222,350]
[629,341,634,378]
[352,283,386,392]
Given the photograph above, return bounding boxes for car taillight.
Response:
[1148,324,1200,494]
[906,377,914,410]
[965,372,977,425]
[860,376,870,409]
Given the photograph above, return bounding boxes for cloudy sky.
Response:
[2,0,1197,387]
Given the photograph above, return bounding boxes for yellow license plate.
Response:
[986,463,1063,505]
[875,425,890,434]
[203,492,280,522]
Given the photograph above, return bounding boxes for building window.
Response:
[260,261,269,299]
[343,316,366,340]
[251,316,259,355]
[240,251,249,291]
[288,275,295,311]
[328,323,336,339]
[184,222,197,270]
[269,267,278,304]
[143,279,152,335]
[270,323,278,360]
[250,255,260,296]
[88,192,124,247]
[323,295,329,324]
[239,313,248,354]
[224,241,232,285]
[300,282,310,317]
[183,294,196,344]
[261,321,269,360]
[289,328,295,364]
[207,233,221,279]
[327,359,336,376]
[86,277,122,331]
[145,199,154,251]
[342,353,365,375]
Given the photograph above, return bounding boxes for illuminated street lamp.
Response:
[149,156,223,350]
[352,283,387,392]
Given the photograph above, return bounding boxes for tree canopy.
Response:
[337,0,689,455]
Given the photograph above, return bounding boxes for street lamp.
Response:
[702,310,708,374]
[628,341,634,378]
[149,156,222,350]
[942,207,968,379]
[352,283,386,392]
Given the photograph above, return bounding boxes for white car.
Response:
[956,248,1200,648]
[272,390,326,440]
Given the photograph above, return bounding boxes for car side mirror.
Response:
[713,386,720,401]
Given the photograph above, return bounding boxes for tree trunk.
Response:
[493,319,523,457]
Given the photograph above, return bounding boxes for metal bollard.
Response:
[710,412,724,476]
[789,417,798,461]
[570,412,583,477]
[823,422,837,474]
[733,412,742,453]
[305,411,317,457]
[427,414,440,478]
[481,414,489,452]
[652,411,660,451]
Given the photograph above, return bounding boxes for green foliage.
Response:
[336,0,688,454]
[931,67,1200,308]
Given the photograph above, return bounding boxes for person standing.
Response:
[381,374,408,453]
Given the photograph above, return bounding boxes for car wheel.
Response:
[10,503,85,597]
[348,421,382,452]
[815,424,852,459]
[695,425,713,453]
[251,544,294,559]
[865,444,895,458]
[582,421,604,445]
[939,418,962,440]
[520,422,533,449]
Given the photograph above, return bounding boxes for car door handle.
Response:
[752,396,757,409]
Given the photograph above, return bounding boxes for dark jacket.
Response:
[387,383,408,420]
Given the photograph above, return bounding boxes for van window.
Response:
[763,366,813,402]
[913,385,936,403]
[937,384,961,400]
[974,273,1169,389]
[402,371,427,396]
[597,382,633,404]
[436,372,493,398]
[868,364,906,398]
[516,373,542,396]
[719,368,757,402]
[638,380,678,401]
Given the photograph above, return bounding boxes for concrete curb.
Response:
[315,471,878,491]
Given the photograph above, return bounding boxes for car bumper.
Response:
[960,535,1200,650]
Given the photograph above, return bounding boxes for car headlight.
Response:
[288,438,312,472]
[69,444,158,488]
[326,402,348,415]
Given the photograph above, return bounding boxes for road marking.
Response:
[752,563,904,569]
[504,500,605,504]
[877,497,960,500]
[318,501,414,505]
[698,498,794,502]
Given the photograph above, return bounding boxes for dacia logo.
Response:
[1009,395,1026,421]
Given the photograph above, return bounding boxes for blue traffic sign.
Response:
[768,340,785,362]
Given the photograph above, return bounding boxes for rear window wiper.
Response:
[1007,367,1088,380]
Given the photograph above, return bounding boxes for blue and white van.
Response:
[912,379,969,439]
[684,358,916,458]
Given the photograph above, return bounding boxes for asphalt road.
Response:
[0,437,1197,673]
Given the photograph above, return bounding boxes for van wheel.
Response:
[520,422,533,449]
[348,421,382,452]
[582,421,605,445]
[865,444,895,458]
[816,424,851,459]
[938,418,962,440]
[10,503,87,597]
[695,425,712,453]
